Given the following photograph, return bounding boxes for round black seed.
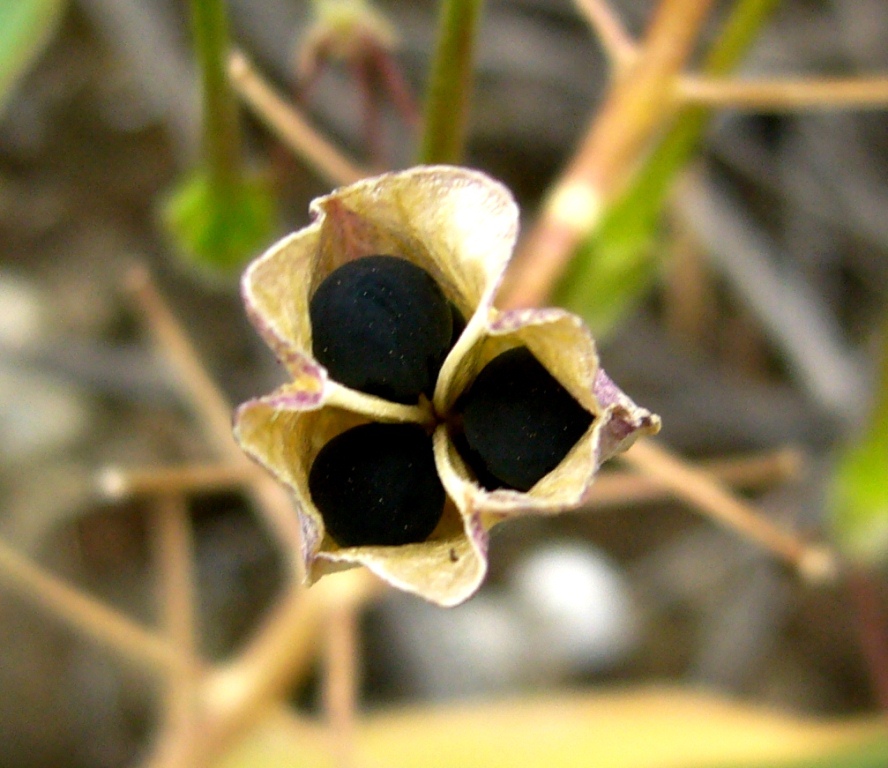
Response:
[457,347,594,492]
[309,255,453,404]
[308,422,445,547]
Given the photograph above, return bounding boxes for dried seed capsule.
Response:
[309,255,453,404]
[457,347,593,492]
[308,422,445,547]
[448,302,467,348]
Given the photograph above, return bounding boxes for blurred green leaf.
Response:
[829,319,888,566]
[0,0,66,115]
[829,436,888,566]
[162,168,277,272]
[554,0,780,338]
[221,688,886,768]
[708,735,888,768]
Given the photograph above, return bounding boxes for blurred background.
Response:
[1,0,887,766]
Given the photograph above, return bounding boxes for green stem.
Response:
[704,0,781,74]
[556,0,782,334]
[828,311,888,567]
[189,0,242,194]
[623,0,784,209]
[418,0,483,165]
[647,0,782,192]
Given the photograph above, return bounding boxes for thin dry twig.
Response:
[573,0,636,69]
[96,463,254,501]
[152,493,199,684]
[0,538,183,675]
[228,50,368,186]
[163,571,381,768]
[125,268,234,450]
[150,494,201,763]
[679,75,888,111]
[323,600,360,768]
[586,447,804,509]
[619,438,838,583]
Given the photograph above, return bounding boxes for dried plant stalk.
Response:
[0,539,183,675]
[229,51,368,186]
[125,266,305,566]
[620,439,837,583]
[573,0,636,69]
[679,75,888,111]
[502,0,715,308]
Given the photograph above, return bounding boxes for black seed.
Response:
[309,255,453,404]
[457,347,594,492]
[308,422,445,547]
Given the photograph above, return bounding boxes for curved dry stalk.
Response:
[573,0,636,69]
[118,267,389,768]
[0,538,185,675]
[678,75,888,111]
[586,447,804,508]
[228,50,368,186]
[619,438,839,584]
[125,267,234,449]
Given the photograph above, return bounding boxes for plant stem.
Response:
[847,568,888,710]
[0,538,183,675]
[228,51,367,186]
[323,601,360,768]
[97,462,254,501]
[125,267,306,567]
[151,494,201,763]
[618,0,782,206]
[189,0,242,194]
[419,0,484,164]
[573,0,636,69]
[620,439,837,583]
[679,75,888,111]
[502,0,715,308]
[549,0,781,332]
[587,447,804,508]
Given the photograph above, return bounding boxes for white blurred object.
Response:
[379,591,527,700]
[509,542,638,675]
[0,366,90,466]
[0,271,46,347]
[0,272,89,465]
[376,541,637,700]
